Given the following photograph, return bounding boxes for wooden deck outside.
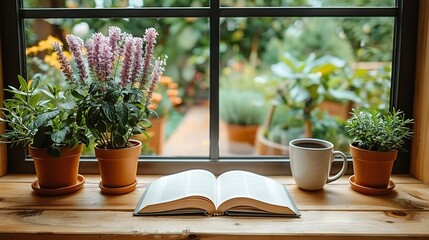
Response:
[162,104,258,157]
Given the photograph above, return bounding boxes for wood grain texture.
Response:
[0,174,428,239]
[0,236,418,240]
[411,0,429,185]
[0,210,428,240]
[1,176,427,212]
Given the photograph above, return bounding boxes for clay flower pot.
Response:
[131,117,166,155]
[225,123,259,154]
[255,127,289,156]
[350,144,398,189]
[226,124,258,145]
[95,140,141,191]
[29,144,82,189]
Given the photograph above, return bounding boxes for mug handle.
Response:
[327,151,348,184]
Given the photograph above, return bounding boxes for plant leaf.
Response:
[61,101,75,110]
[33,126,52,148]
[17,75,28,93]
[116,103,128,126]
[30,76,41,91]
[51,127,69,143]
[139,118,152,128]
[71,89,85,100]
[39,89,56,99]
[113,134,127,148]
[34,110,61,129]
[102,103,115,122]
[28,94,41,109]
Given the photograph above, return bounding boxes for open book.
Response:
[133,169,300,217]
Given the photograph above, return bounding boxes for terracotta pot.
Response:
[95,140,141,188]
[225,123,259,154]
[350,144,397,189]
[29,144,82,189]
[255,127,289,156]
[226,124,258,145]
[131,117,166,155]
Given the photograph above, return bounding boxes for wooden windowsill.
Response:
[0,174,428,240]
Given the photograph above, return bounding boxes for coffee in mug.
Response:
[289,138,348,190]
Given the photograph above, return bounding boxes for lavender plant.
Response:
[54,26,167,149]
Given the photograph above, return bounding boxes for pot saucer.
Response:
[349,175,395,195]
[99,179,137,195]
[31,174,85,196]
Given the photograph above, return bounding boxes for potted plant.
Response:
[219,60,271,154]
[346,108,413,193]
[220,88,265,154]
[270,52,352,137]
[54,26,167,194]
[257,52,353,155]
[0,75,89,195]
[256,99,305,156]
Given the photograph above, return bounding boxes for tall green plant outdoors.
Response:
[271,52,358,137]
[0,75,89,156]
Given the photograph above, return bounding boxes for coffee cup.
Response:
[289,138,348,190]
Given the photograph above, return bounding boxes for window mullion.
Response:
[209,0,220,161]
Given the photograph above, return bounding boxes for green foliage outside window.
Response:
[21,0,395,155]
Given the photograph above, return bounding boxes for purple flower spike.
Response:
[108,26,121,55]
[108,26,122,66]
[120,36,135,87]
[98,36,113,82]
[92,33,105,81]
[140,28,158,88]
[87,33,112,82]
[52,42,75,83]
[130,37,143,86]
[146,55,167,104]
[85,38,96,78]
[66,34,87,83]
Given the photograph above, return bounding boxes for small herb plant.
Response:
[0,75,88,156]
[54,26,167,149]
[346,108,413,152]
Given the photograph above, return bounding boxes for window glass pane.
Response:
[220,0,395,7]
[24,17,210,157]
[23,0,209,8]
[219,17,394,157]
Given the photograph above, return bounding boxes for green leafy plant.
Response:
[0,75,88,156]
[349,65,391,110]
[74,80,153,149]
[271,52,358,137]
[346,108,413,152]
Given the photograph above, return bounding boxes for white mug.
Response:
[289,138,348,190]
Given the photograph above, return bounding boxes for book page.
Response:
[136,169,217,212]
[216,170,295,211]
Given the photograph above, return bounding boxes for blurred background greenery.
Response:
[23,0,395,156]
